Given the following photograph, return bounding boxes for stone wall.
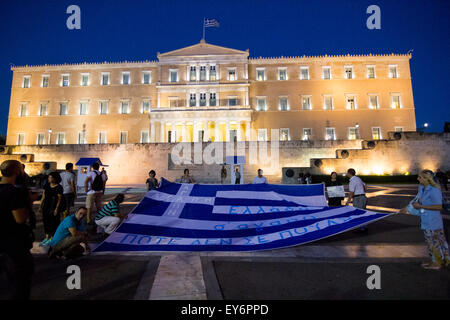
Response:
[1,132,448,185]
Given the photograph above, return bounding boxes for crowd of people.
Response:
[1,159,449,299]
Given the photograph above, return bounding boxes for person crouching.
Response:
[95,194,125,235]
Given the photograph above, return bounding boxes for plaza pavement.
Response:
[1,184,449,300]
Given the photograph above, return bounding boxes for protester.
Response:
[101,167,108,194]
[39,171,64,245]
[399,170,449,270]
[435,169,448,191]
[305,172,312,184]
[60,163,77,218]
[298,172,305,184]
[234,167,241,184]
[84,162,106,225]
[345,168,368,233]
[95,194,125,235]
[48,207,90,260]
[146,170,159,191]
[220,165,227,184]
[326,172,344,206]
[252,169,267,184]
[0,160,35,300]
[39,162,53,188]
[180,168,195,183]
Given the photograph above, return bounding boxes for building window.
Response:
[278,68,287,80]
[322,66,331,80]
[56,133,65,145]
[228,96,237,107]
[79,101,88,115]
[300,67,309,80]
[189,66,196,81]
[325,128,336,140]
[256,68,266,81]
[99,101,108,114]
[303,128,312,141]
[78,131,86,144]
[256,97,267,111]
[367,65,376,79]
[98,132,107,144]
[168,130,176,143]
[344,66,353,79]
[101,73,110,86]
[392,95,401,109]
[59,103,68,115]
[372,127,382,140]
[200,93,207,106]
[22,76,31,88]
[257,129,267,141]
[81,73,89,86]
[17,133,25,145]
[189,93,196,107]
[19,103,28,117]
[209,93,216,106]
[200,66,206,81]
[120,101,130,114]
[39,103,48,116]
[141,131,149,143]
[369,95,379,109]
[302,96,311,110]
[346,96,357,110]
[394,127,403,132]
[41,75,49,88]
[228,68,236,81]
[348,127,358,140]
[279,97,289,111]
[119,131,128,144]
[36,133,45,145]
[209,66,216,81]
[142,100,150,113]
[122,72,130,85]
[280,128,290,141]
[142,71,151,84]
[168,97,178,108]
[170,70,178,83]
[389,65,398,78]
[61,74,70,87]
[323,96,333,110]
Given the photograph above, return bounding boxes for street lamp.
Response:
[417,123,429,133]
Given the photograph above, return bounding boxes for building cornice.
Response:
[11,60,158,72]
[249,53,412,64]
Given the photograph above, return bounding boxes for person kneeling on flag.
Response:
[95,194,125,234]
[48,207,89,259]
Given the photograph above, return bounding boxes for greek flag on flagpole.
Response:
[204,18,220,27]
[94,178,390,252]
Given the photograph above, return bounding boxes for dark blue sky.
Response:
[0,0,449,135]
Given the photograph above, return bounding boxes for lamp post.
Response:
[417,122,429,133]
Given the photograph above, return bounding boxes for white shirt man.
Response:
[346,168,368,232]
[252,169,268,184]
[84,164,107,225]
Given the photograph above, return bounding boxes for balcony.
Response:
[153,99,251,112]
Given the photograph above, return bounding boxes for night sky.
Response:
[0,0,449,135]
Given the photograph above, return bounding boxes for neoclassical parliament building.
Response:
[6,40,416,146]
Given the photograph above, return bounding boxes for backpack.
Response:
[92,171,104,191]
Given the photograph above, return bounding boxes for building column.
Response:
[160,121,165,143]
[246,121,251,141]
[182,122,187,142]
[204,121,209,142]
[215,121,220,142]
[225,121,230,142]
[193,121,198,143]
[237,121,242,141]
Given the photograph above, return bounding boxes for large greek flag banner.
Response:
[94,178,389,252]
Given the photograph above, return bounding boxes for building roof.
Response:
[158,39,249,58]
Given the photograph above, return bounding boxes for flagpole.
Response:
[202,18,205,40]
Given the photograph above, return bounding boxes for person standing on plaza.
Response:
[0,160,35,300]
[298,172,305,184]
[234,167,241,184]
[435,169,448,191]
[39,172,64,245]
[95,194,125,235]
[146,170,159,191]
[101,167,108,194]
[326,172,345,206]
[305,172,312,184]
[252,169,268,184]
[345,168,368,233]
[60,163,77,218]
[84,162,106,225]
[180,168,195,183]
[220,165,227,184]
[399,170,449,270]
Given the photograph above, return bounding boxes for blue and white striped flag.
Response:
[204,18,220,27]
[94,178,390,252]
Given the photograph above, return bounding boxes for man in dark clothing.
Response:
[0,160,35,300]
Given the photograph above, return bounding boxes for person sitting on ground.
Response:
[180,169,195,184]
[146,170,159,191]
[95,194,125,235]
[398,169,449,270]
[48,207,90,259]
[252,169,267,184]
